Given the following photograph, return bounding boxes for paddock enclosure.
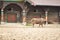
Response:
[0,0,60,25]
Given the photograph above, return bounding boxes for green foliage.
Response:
[26,23,32,26]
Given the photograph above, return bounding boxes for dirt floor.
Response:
[0,23,60,40]
[0,23,60,28]
[0,28,60,40]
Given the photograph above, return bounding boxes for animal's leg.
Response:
[33,24,34,27]
[39,24,40,27]
[41,24,43,27]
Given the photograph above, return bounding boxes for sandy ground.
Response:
[0,23,60,40]
[0,28,60,40]
[0,23,60,28]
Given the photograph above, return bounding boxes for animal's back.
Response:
[31,18,41,24]
[31,18,45,24]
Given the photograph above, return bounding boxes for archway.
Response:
[26,6,45,23]
[4,3,23,23]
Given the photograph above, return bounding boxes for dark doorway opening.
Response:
[0,9,1,24]
[58,16,60,24]
[58,11,60,24]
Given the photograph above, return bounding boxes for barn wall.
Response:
[48,9,58,24]
[26,6,59,24]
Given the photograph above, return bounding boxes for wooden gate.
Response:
[7,14,17,23]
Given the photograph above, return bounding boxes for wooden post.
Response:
[1,9,4,24]
[22,9,26,25]
[17,13,19,23]
[45,11,48,25]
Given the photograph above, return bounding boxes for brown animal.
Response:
[31,18,46,27]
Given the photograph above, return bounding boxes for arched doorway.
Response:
[4,3,22,23]
[27,6,45,23]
